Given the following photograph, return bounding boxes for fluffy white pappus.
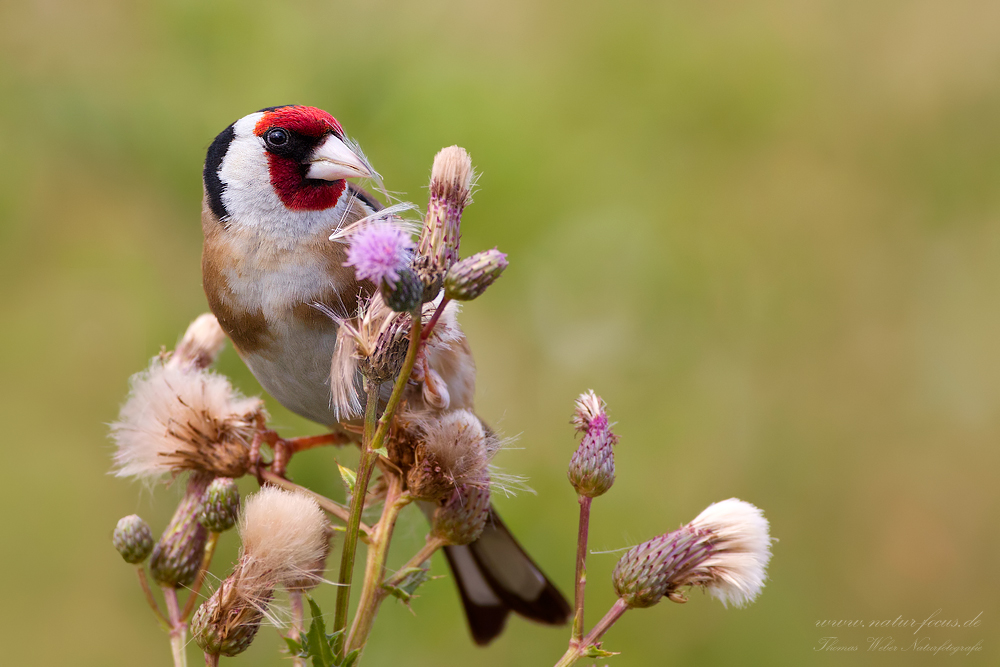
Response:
[690,498,773,607]
[429,146,477,204]
[239,487,331,589]
[111,360,264,480]
[330,326,363,420]
[170,313,226,371]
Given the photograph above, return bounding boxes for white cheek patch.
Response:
[220,113,286,224]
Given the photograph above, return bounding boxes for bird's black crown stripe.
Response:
[204,122,236,221]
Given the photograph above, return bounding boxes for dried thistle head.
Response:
[192,564,269,658]
[193,487,331,658]
[111,360,265,481]
[612,499,772,609]
[330,292,413,418]
[405,409,499,500]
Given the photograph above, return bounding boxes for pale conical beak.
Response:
[306,134,373,181]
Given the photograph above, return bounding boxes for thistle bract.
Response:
[432,483,492,546]
[149,474,211,587]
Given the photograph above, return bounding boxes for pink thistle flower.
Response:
[345,221,415,288]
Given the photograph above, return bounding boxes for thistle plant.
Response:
[109,145,774,666]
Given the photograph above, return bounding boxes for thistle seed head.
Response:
[612,499,772,609]
[111,359,265,481]
[112,514,153,564]
[330,292,413,418]
[193,487,331,657]
[405,409,499,501]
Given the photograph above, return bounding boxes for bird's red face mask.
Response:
[253,105,373,211]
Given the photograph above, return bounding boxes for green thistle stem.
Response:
[162,586,188,667]
[346,475,412,653]
[288,591,306,667]
[333,311,424,647]
[333,381,380,641]
[554,598,629,667]
[136,567,169,629]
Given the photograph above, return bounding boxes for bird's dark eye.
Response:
[265,128,289,147]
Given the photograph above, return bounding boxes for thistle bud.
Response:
[113,514,154,564]
[567,391,617,498]
[431,483,492,546]
[416,146,474,299]
[191,574,267,657]
[444,248,508,301]
[612,499,772,609]
[382,266,423,313]
[149,473,211,587]
[198,477,240,533]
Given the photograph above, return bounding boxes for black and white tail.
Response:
[442,507,571,645]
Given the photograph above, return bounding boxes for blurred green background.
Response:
[2,0,999,664]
